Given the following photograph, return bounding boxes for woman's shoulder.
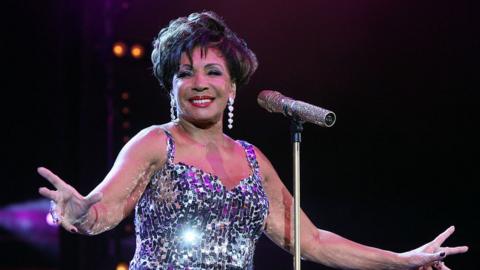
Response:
[234,138,261,154]
[133,123,173,142]
[250,144,268,164]
[120,123,172,164]
[233,138,270,166]
[238,141,276,181]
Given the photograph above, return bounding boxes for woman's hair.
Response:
[151,11,258,92]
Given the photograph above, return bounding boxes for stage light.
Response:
[130,44,144,59]
[121,91,129,100]
[0,199,59,257]
[116,261,129,270]
[113,42,127,58]
[122,107,130,115]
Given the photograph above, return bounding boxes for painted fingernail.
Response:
[70,228,78,233]
[440,252,446,257]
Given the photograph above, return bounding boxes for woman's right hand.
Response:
[37,167,103,233]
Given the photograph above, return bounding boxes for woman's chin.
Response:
[182,117,221,129]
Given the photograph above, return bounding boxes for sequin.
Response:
[129,130,269,270]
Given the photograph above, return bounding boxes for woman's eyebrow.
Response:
[179,63,193,69]
[204,63,224,70]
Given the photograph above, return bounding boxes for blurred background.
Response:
[3,0,478,269]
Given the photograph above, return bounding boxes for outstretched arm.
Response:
[254,146,468,270]
[38,126,168,235]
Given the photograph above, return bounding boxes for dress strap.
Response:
[160,128,175,164]
[237,140,260,176]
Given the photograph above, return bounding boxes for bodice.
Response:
[129,130,269,270]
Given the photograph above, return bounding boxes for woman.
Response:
[38,11,467,270]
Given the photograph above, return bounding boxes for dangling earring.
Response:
[227,97,234,129]
[170,94,177,121]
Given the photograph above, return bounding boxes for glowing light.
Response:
[116,262,129,270]
[0,199,59,257]
[182,228,199,244]
[130,44,144,59]
[113,42,127,58]
[121,91,129,100]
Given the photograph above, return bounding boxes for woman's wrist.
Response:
[393,251,417,270]
[73,205,99,235]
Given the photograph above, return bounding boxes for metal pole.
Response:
[291,119,303,270]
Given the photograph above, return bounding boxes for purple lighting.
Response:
[46,212,60,227]
[0,199,59,257]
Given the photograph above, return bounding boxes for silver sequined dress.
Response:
[129,130,270,270]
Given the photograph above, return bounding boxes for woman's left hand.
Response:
[400,226,468,270]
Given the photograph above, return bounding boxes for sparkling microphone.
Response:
[257,90,336,127]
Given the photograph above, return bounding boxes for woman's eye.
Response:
[207,70,222,76]
[176,71,192,78]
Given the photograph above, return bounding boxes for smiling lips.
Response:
[189,96,215,108]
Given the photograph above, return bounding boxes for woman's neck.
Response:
[173,118,228,147]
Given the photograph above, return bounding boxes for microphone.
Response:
[257,90,336,127]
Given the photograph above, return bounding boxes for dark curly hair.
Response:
[151,11,258,92]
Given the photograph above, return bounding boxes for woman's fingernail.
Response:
[440,252,446,257]
[70,228,77,233]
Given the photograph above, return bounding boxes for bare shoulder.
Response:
[119,124,170,167]
[136,124,170,141]
[129,124,168,146]
[251,144,276,183]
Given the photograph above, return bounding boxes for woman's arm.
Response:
[254,146,467,270]
[38,126,168,235]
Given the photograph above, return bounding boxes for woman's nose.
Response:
[192,73,208,92]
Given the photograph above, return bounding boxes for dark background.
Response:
[3,0,478,269]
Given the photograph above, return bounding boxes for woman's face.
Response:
[172,46,236,128]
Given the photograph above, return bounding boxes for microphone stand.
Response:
[291,117,304,270]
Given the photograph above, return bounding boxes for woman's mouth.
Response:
[189,96,214,107]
